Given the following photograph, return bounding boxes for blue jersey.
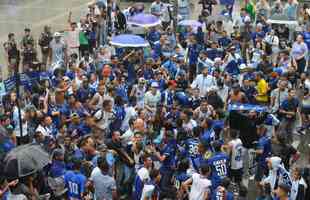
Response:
[211,187,234,200]
[200,128,215,149]
[160,142,176,171]
[192,154,208,172]
[257,136,271,167]
[64,170,87,200]
[185,138,200,159]
[207,152,230,189]
[50,160,66,178]
[174,171,190,190]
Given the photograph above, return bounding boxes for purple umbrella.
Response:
[178,20,203,28]
[127,13,161,27]
[110,34,149,47]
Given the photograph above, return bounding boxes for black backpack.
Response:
[92,108,103,122]
[264,37,274,56]
[302,168,310,200]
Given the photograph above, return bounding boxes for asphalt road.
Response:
[0,0,155,77]
[0,0,226,78]
[0,0,309,198]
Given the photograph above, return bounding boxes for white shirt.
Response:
[144,90,161,108]
[121,128,134,146]
[194,106,214,122]
[189,173,212,200]
[13,107,28,137]
[182,119,197,131]
[229,138,243,170]
[36,124,52,137]
[137,167,150,182]
[191,74,217,97]
[264,34,279,47]
[305,78,310,90]
[121,105,137,131]
[94,109,114,131]
[93,92,104,110]
[270,88,288,112]
[290,178,308,200]
[150,2,170,22]
[140,184,155,200]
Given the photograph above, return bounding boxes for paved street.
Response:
[0,0,145,78]
[0,1,309,199]
[0,0,209,78]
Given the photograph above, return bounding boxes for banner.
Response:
[3,71,51,92]
[228,103,268,112]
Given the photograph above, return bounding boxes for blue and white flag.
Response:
[228,103,268,112]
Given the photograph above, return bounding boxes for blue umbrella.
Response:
[178,20,203,28]
[127,13,161,27]
[110,34,149,47]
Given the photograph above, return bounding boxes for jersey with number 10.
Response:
[64,170,87,200]
[207,152,230,189]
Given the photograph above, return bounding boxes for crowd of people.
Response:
[0,0,310,199]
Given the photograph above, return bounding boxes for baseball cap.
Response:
[145,58,154,64]
[71,112,80,119]
[62,76,70,81]
[151,82,159,88]
[168,80,177,87]
[244,16,251,23]
[214,57,222,63]
[139,77,146,84]
[54,32,61,37]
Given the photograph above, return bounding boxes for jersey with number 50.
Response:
[207,152,230,189]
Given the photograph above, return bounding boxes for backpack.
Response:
[264,37,274,56]
[92,108,104,122]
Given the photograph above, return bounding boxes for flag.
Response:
[245,0,256,20]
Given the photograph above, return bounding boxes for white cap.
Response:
[244,16,251,23]
[239,63,247,70]
[54,32,61,37]
[256,23,263,28]
[139,77,146,83]
[62,76,70,81]
[151,82,159,88]
[214,57,222,63]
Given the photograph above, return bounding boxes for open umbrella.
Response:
[178,20,203,28]
[110,34,149,47]
[4,144,50,179]
[127,13,161,27]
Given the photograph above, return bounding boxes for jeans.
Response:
[159,169,176,199]
[279,118,296,142]
[296,57,306,74]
